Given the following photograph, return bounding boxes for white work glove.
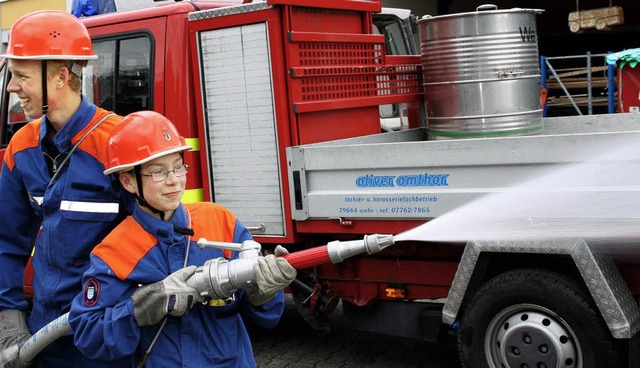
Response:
[248,245,297,306]
[0,309,32,368]
[131,266,203,326]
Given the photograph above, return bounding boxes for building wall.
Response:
[2,0,67,28]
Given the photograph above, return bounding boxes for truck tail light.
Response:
[385,287,406,299]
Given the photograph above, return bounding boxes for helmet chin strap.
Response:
[41,61,49,116]
[134,166,166,221]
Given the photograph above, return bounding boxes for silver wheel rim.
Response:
[484,303,582,368]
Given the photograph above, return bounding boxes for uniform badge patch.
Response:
[84,278,100,307]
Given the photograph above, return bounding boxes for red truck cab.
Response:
[1,0,422,310]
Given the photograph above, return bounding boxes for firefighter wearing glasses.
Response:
[69,111,296,367]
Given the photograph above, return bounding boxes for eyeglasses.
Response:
[140,164,190,182]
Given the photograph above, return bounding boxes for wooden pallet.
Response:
[546,66,610,90]
[545,96,611,109]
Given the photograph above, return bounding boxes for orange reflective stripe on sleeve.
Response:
[3,121,41,171]
[92,216,158,280]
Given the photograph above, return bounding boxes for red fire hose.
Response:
[281,245,330,269]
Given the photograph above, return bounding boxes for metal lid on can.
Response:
[418,4,544,24]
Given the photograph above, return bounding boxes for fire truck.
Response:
[1,0,640,366]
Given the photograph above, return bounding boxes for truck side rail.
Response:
[286,113,640,222]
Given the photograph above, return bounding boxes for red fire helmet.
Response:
[2,10,97,60]
[104,111,192,175]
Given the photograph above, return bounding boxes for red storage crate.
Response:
[618,65,640,113]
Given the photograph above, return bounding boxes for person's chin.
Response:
[26,110,41,120]
[163,198,182,209]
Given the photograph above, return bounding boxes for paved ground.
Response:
[248,296,462,368]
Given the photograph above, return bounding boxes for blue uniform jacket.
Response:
[0,98,128,334]
[69,202,285,367]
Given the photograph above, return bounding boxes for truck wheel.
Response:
[569,21,581,33]
[458,269,623,368]
[595,19,608,30]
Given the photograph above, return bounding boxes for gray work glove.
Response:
[0,309,32,368]
[248,245,297,306]
[131,266,203,326]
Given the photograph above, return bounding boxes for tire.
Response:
[458,269,624,368]
[569,21,581,33]
[595,19,607,30]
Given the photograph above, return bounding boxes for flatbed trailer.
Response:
[286,112,640,367]
[288,113,640,223]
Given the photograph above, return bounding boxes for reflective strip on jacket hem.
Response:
[60,200,119,213]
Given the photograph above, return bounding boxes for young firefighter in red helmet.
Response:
[0,10,133,368]
[69,111,296,367]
